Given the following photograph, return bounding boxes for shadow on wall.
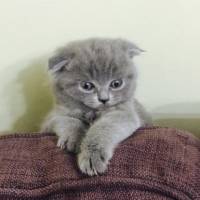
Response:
[11,59,54,132]
[152,102,200,137]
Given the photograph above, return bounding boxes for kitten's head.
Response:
[49,38,143,110]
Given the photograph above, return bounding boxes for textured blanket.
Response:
[0,127,199,199]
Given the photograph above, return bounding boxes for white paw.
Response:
[78,147,111,176]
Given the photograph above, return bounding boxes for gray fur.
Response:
[41,38,152,176]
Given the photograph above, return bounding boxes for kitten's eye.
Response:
[80,81,95,91]
[110,79,123,89]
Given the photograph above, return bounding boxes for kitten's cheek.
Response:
[107,97,114,106]
[93,103,102,109]
[87,97,101,109]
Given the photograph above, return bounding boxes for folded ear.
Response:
[127,43,145,58]
[48,49,75,73]
[118,39,145,58]
[48,55,69,73]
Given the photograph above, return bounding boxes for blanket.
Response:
[0,127,199,199]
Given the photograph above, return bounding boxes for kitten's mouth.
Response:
[85,101,114,110]
[96,102,113,110]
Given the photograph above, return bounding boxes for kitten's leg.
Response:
[78,109,142,176]
[42,114,86,153]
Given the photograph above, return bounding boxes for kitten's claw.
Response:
[57,138,66,149]
[57,135,79,153]
[78,147,111,176]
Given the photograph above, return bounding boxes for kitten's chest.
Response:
[82,110,103,125]
[83,111,96,124]
[83,108,114,124]
[74,107,114,125]
[69,107,100,125]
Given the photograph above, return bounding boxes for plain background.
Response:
[0,0,199,133]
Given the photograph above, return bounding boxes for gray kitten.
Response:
[41,38,152,176]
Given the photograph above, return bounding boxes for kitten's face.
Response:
[50,38,141,110]
[77,78,129,109]
[63,71,136,110]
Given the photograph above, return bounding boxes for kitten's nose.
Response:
[98,98,109,104]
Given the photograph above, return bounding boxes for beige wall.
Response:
[0,0,200,133]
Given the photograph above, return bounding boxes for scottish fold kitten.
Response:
[42,38,152,176]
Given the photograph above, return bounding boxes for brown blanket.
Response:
[0,127,199,199]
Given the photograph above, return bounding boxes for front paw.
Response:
[57,134,79,153]
[78,146,111,176]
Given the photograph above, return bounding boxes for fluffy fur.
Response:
[41,38,152,176]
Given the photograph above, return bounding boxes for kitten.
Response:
[41,38,152,176]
